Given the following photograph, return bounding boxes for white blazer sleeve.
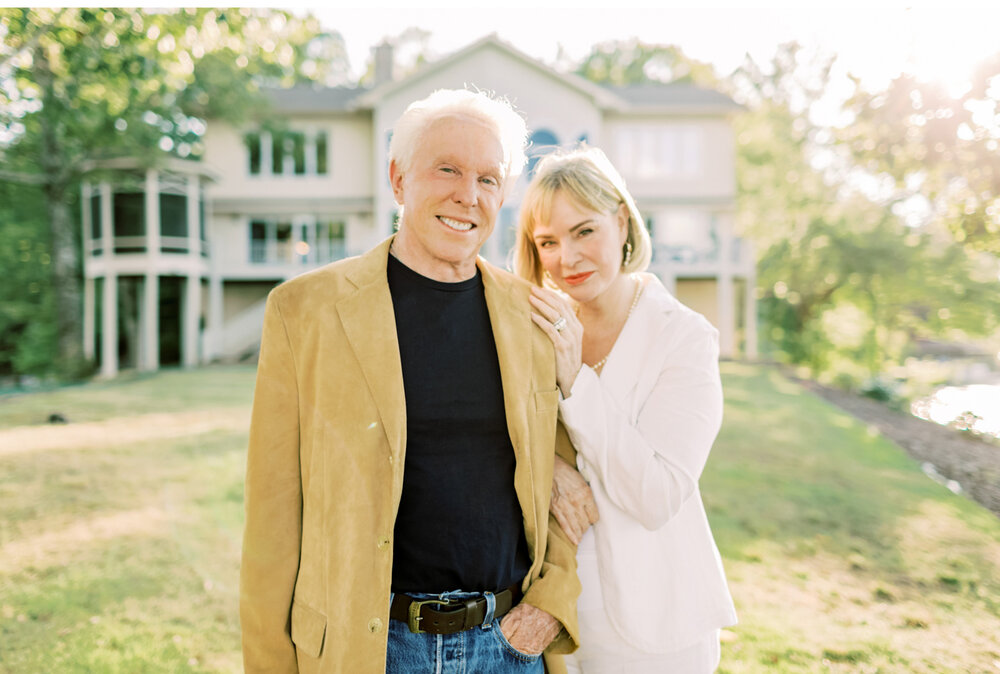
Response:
[558,318,723,531]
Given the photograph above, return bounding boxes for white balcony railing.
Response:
[249,239,346,267]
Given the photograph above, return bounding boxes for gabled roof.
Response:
[351,33,625,111]
[256,36,739,116]
[605,83,742,114]
[263,85,367,114]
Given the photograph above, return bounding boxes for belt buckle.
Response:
[407,597,453,634]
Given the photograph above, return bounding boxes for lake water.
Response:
[911,384,1000,439]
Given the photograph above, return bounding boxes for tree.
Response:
[574,38,718,88]
[840,58,1000,255]
[0,8,345,377]
[731,43,1000,379]
[574,39,1000,381]
[0,179,56,379]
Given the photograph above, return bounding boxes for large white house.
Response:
[80,35,756,377]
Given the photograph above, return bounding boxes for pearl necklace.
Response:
[588,276,643,374]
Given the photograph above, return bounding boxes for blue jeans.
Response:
[385,590,544,674]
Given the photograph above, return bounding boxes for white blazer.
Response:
[559,274,737,653]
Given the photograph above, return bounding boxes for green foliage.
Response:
[0,8,342,168]
[575,38,718,87]
[840,63,1000,255]
[0,8,345,378]
[728,44,1000,378]
[0,180,58,379]
[571,39,1000,380]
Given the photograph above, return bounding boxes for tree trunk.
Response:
[35,46,85,375]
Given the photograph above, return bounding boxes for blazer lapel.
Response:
[479,260,534,490]
[337,238,406,459]
[600,276,674,401]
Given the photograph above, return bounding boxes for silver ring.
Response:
[552,316,567,332]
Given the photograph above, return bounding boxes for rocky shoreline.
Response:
[791,375,1000,518]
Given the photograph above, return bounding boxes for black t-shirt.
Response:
[387,254,531,593]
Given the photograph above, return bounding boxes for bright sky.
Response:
[301,3,1000,95]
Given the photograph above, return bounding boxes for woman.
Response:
[514,147,737,673]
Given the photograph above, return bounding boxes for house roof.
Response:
[605,83,742,113]
[258,36,739,116]
[351,33,624,110]
[262,85,367,114]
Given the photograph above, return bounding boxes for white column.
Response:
[100,182,118,378]
[145,170,161,255]
[140,275,159,372]
[183,275,200,368]
[80,180,92,267]
[81,181,95,361]
[267,220,276,264]
[83,277,95,360]
[141,170,160,372]
[716,215,736,359]
[207,271,224,362]
[185,174,203,366]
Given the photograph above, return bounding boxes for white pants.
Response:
[564,532,721,674]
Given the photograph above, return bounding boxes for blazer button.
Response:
[368,617,383,633]
[377,537,390,550]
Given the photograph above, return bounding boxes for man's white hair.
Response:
[388,89,528,196]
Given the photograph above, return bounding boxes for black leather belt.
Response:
[389,584,522,634]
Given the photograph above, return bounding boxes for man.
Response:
[240,89,580,673]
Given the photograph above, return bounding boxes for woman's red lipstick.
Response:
[563,272,593,286]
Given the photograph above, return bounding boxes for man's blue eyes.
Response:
[438,167,498,186]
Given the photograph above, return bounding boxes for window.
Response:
[247,129,328,177]
[316,132,328,175]
[527,129,559,177]
[113,192,145,237]
[248,218,347,265]
[615,125,704,179]
[90,193,102,239]
[272,134,286,175]
[316,220,345,262]
[160,193,188,238]
[275,222,293,263]
[247,133,262,174]
[250,220,267,263]
[653,209,717,264]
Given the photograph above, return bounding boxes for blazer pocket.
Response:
[534,389,559,414]
[291,600,327,658]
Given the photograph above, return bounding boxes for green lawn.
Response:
[0,363,998,672]
[0,365,256,429]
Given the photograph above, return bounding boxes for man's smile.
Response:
[439,216,475,232]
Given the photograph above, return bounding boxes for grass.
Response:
[706,363,1000,673]
[0,365,256,429]
[0,362,998,672]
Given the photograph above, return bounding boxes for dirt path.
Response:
[0,407,251,456]
[793,376,1000,517]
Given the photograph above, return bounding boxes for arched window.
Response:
[527,128,559,177]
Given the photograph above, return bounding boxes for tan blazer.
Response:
[240,237,579,673]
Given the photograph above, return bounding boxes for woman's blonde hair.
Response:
[513,146,651,286]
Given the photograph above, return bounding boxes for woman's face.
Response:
[531,190,628,305]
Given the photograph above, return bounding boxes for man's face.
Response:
[390,114,506,281]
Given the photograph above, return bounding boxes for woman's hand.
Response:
[529,286,582,397]
[550,455,599,545]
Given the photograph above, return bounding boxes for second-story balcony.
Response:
[249,238,346,267]
[650,236,754,278]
